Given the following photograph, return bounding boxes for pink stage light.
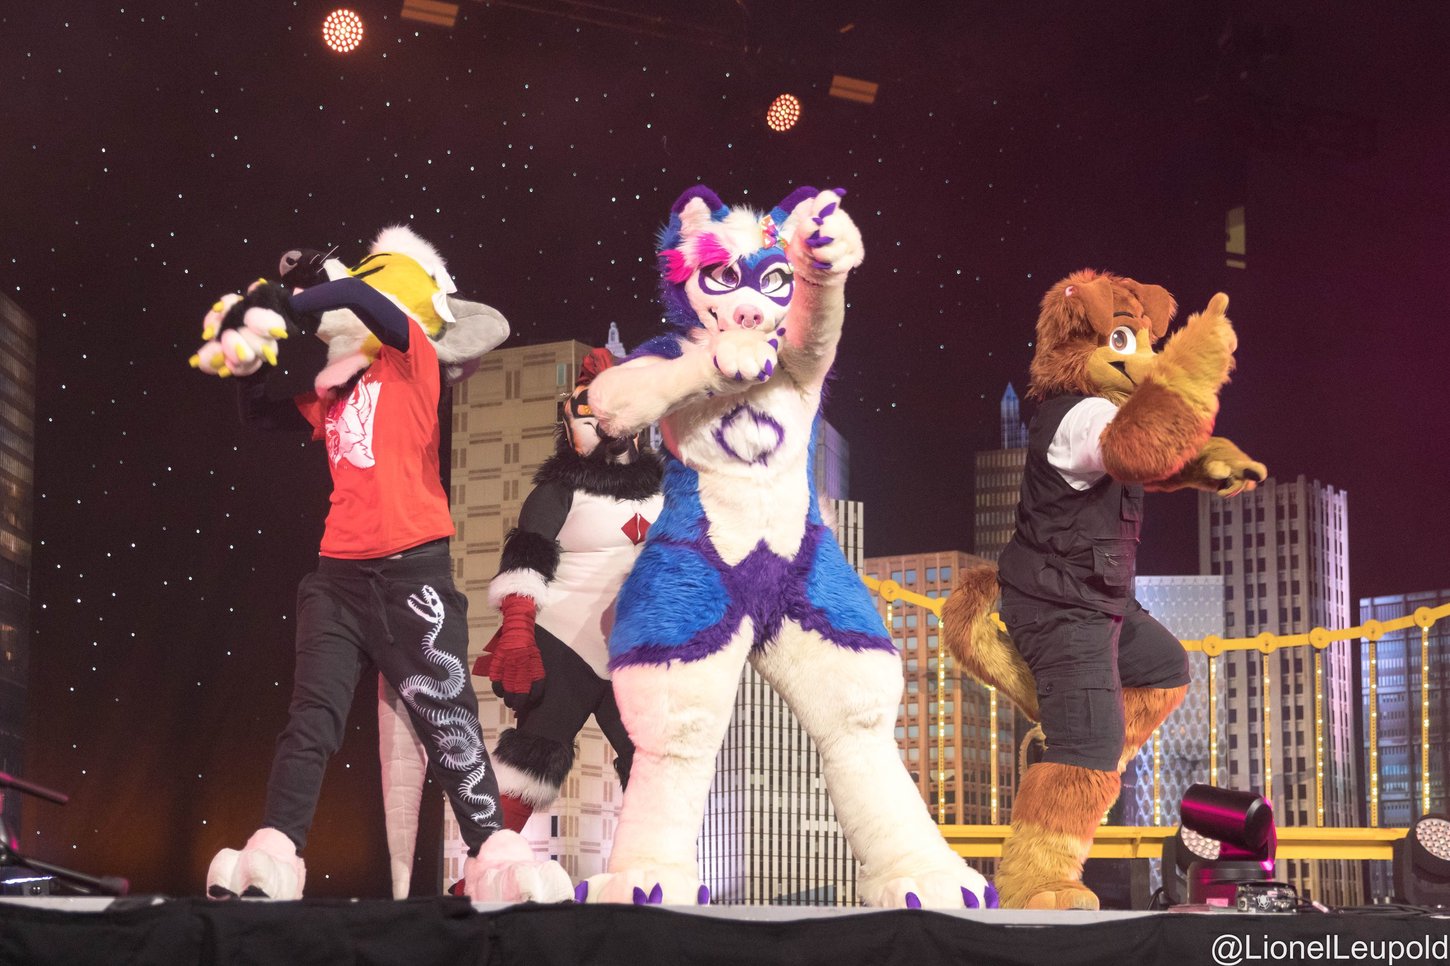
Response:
[322,9,364,53]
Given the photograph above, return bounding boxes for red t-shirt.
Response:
[296,319,454,559]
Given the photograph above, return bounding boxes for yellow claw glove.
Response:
[189,284,288,377]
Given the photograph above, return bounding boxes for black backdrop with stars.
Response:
[2,1,1447,897]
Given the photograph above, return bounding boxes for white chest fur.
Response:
[665,378,821,566]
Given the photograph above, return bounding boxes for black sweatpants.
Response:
[999,588,1190,772]
[262,540,501,853]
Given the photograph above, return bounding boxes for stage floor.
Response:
[2,896,1447,965]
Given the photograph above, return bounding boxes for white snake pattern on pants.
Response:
[398,585,497,824]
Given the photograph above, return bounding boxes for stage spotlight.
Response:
[766,94,802,133]
[323,9,365,53]
[1169,784,1277,906]
[1159,825,1223,905]
[1393,815,1450,907]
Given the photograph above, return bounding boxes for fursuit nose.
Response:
[733,305,764,329]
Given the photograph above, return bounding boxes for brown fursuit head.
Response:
[1027,269,1175,401]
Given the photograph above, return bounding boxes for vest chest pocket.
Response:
[1120,488,1143,523]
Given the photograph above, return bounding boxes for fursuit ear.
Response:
[435,296,509,383]
[1066,275,1117,337]
[1133,283,1177,339]
[770,186,819,227]
[671,185,725,217]
[670,186,729,235]
[774,185,822,245]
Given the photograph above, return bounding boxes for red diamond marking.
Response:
[622,513,650,545]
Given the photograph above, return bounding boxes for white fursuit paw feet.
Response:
[710,327,778,385]
[461,830,573,903]
[862,862,998,910]
[206,827,306,900]
[575,866,711,906]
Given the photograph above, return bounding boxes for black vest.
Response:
[997,394,1143,615]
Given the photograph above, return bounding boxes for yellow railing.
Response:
[941,825,1407,861]
[865,575,1450,829]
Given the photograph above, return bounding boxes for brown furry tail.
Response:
[941,563,1040,722]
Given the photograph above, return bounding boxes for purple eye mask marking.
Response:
[697,252,794,307]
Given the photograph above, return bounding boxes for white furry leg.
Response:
[753,626,989,909]
[589,630,751,905]
[379,675,429,900]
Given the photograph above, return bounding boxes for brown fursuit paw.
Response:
[1022,879,1102,911]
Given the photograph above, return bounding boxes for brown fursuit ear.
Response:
[1124,280,1177,340]
[1029,271,1101,399]
[1039,269,1124,340]
[1071,275,1117,338]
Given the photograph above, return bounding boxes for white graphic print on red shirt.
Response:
[325,379,381,469]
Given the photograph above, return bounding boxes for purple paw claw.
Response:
[831,186,848,196]
[698,885,711,905]
[574,881,589,903]
[762,359,774,377]
[963,886,979,909]
[767,338,778,349]
[905,892,922,910]
[806,235,834,248]
[812,259,832,271]
[649,883,663,905]
[632,886,648,905]
[776,326,786,336]
[819,201,838,218]
[985,884,1000,909]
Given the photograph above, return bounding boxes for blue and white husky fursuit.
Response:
[585,185,991,908]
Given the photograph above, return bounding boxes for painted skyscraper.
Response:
[1119,576,1227,828]
[862,551,1015,826]
[1360,588,1450,898]
[1200,475,1359,906]
[0,294,37,838]
[973,384,1027,562]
